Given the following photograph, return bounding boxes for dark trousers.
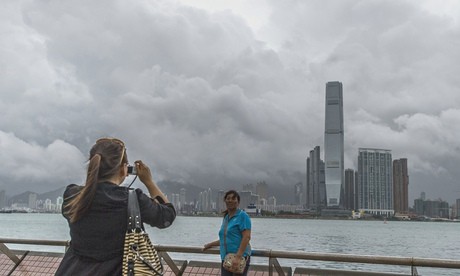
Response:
[221,256,250,276]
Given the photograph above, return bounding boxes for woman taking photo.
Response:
[55,137,176,275]
[204,190,252,276]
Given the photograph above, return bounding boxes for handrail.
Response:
[2,238,460,275]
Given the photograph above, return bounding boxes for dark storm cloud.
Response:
[1,0,460,203]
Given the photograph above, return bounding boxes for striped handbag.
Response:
[122,190,163,276]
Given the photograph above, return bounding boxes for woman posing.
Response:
[204,190,252,276]
[55,137,176,275]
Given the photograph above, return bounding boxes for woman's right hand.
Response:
[134,160,153,185]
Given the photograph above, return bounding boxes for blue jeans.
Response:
[221,256,250,276]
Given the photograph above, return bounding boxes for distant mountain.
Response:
[7,180,294,205]
[8,186,66,205]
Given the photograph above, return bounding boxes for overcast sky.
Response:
[1,0,460,204]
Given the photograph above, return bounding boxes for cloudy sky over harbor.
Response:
[1,0,460,204]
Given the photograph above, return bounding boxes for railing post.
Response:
[411,257,419,276]
[0,243,21,264]
[268,249,289,276]
[160,251,187,275]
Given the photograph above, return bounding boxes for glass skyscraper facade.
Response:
[393,158,409,214]
[324,81,344,207]
[306,146,326,210]
[357,148,394,216]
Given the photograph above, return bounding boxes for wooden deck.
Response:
[0,251,294,276]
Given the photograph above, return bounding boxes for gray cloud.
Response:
[1,0,460,203]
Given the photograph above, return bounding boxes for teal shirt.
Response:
[218,209,252,260]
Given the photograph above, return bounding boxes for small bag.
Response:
[122,190,163,276]
[223,253,246,274]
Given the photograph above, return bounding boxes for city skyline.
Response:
[1,1,460,204]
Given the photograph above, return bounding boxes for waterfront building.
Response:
[170,193,180,210]
[256,181,268,201]
[268,196,276,206]
[240,191,259,210]
[44,199,54,211]
[0,190,6,209]
[414,197,450,219]
[294,182,303,205]
[456,199,460,219]
[344,169,355,210]
[354,171,359,211]
[242,183,255,193]
[216,190,225,213]
[393,158,409,214]
[324,81,344,207]
[306,146,326,210]
[28,193,37,209]
[56,196,63,212]
[357,148,394,216]
[179,188,186,208]
[198,189,213,212]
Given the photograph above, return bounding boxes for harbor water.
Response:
[1,214,459,275]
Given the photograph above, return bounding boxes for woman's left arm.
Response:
[235,229,251,258]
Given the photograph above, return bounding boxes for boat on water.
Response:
[244,203,260,216]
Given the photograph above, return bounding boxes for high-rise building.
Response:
[324,81,344,207]
[240,191,258,210]
[357,148,393,216]
[414,197,449,218]
[294,182,303,205]
[354,171,359,211]
[242,183,255,193]
[393,158,409,214]
[0,190,6,209]
[256,181,268,201]
[28,193,37,209]
[344,169,355,210]
[306,146,326,210]
[179,188,186,209]
[216,190,225,213]
[456,199,460,219]
[56,196,63,212]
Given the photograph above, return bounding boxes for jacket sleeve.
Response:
[61,184,82,219]
[135,188,176,228]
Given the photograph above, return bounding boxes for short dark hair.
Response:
[224,190,240,203]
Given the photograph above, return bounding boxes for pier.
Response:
[2,238,460,275]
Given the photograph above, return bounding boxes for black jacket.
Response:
[55,182,176,275]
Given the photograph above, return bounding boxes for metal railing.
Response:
[2,238,460,275]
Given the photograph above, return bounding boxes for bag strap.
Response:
[127,189,142,231]
[223,215,229,254]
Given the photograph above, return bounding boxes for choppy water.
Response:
[1,214,459,275]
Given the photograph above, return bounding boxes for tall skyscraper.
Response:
[324,81,344,207]
[393,158,409,214]
[357,148,393,216]
[344,169,355,210]
[306,146,326,210]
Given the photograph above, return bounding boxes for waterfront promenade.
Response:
[2,238,460,276]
